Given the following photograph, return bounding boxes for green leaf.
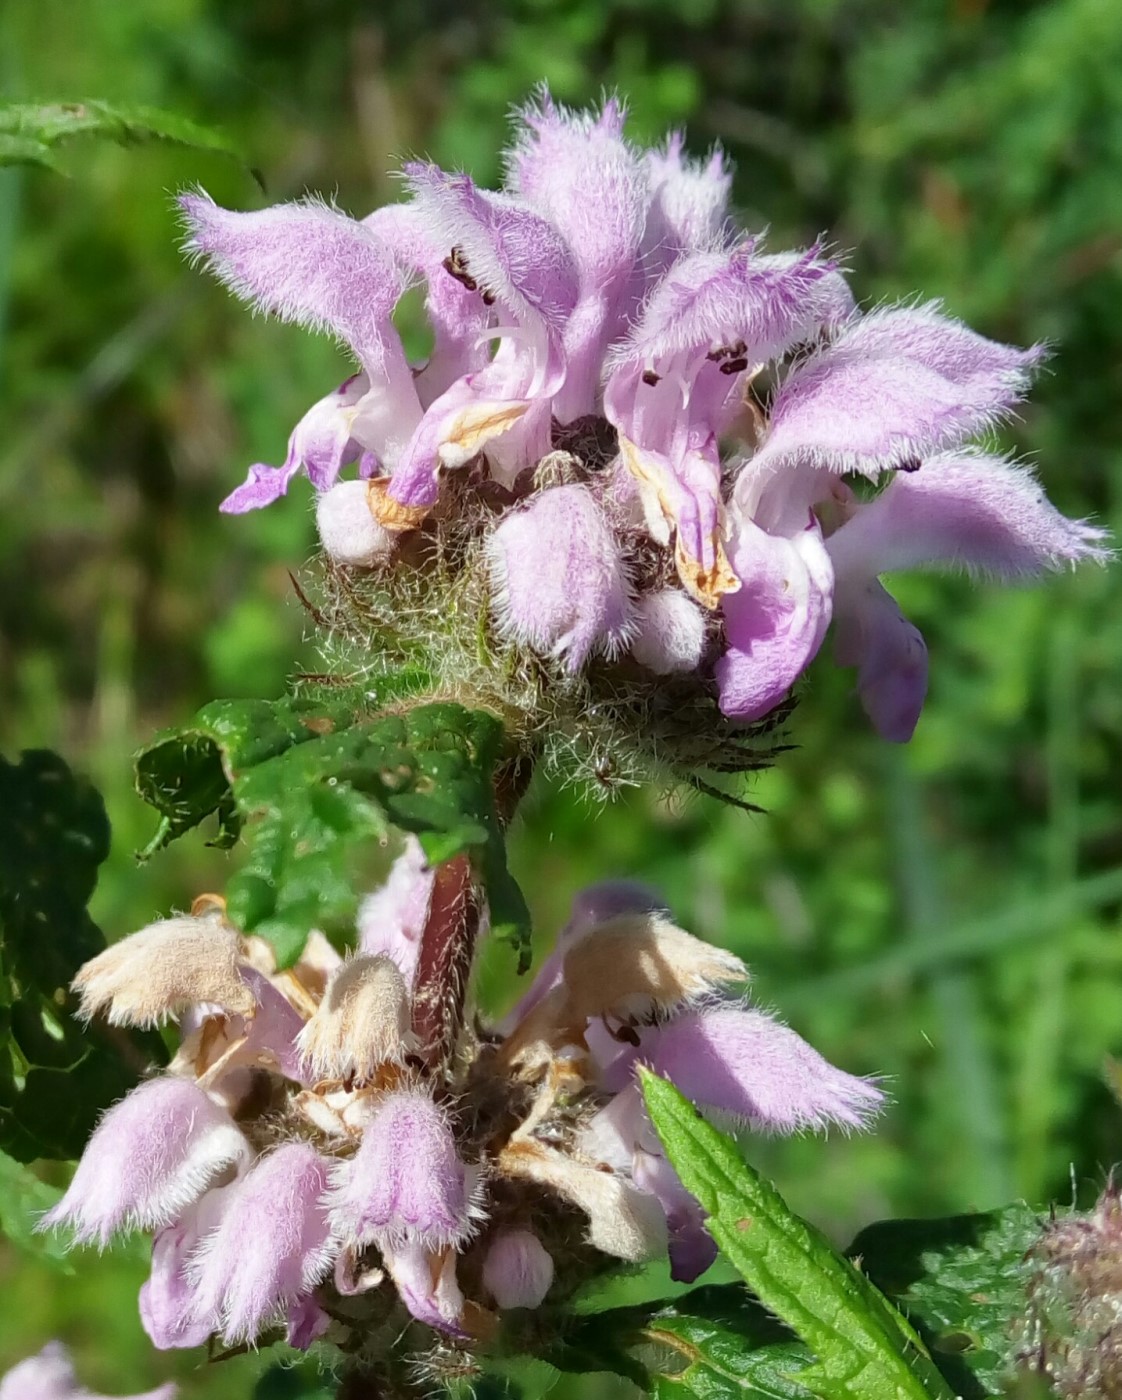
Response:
[642,1072,955,1400]
[0,101,255,179]
[0,1151,72,1271]
[539,1286,814,1397]
[0,750,163,1162]
[647,1315,815,1398]
[135,698,531,969]
[849,1205,1040,1397]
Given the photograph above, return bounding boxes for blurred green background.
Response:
[3,0,1122,1393]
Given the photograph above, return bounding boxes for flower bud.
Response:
[482,1229,554,1310]
[629,588,708,674]
[296,954,413,1082]
[487,484,633,671]
[315,479,396,565]
[73,914,254,1027]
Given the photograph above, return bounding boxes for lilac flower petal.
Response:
[716,513,834,720]
[841,301,1045,386]
[41,1078,250,1246]
[285,1295,331,1351]
[381,166,579,515]
[644,133,733,264]
[827,450,1112,580]
[488,484,634,670]
[644,1005,884,1132]
[188,1144,335,1344]
[507,90,649,420]
[755,304,1042,478]
[357,835,436,988]
[140,1193,229,1351]
[833,580,929,743]
[383,1239,468,1338]
[402,164,578,347]
[179,195,409,375]
[0,1343,177,1400]
[364,202,491,406]
[384,372,538,513]
[608,241,845,382]
[327,1091,476,1249]
[239,967,310,1084]
[631,1148,716,1284]
[482,1228,554,1310]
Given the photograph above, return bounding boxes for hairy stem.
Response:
[411,853,479,1068]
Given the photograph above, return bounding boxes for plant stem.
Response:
[411,854,479,1067]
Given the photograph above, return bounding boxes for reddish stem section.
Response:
[411,853,479,1067]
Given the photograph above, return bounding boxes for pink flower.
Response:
[41,1078,250,1247]
[327,1090,480,1250]
[187,1144,335,1344]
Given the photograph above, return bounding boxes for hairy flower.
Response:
[72,914,254,1027]
[180,91,1105,747]
[296,953,413,1082]
[187,1143,335,1345]
[41,1078,250,1246]
[327,1090,479,1250]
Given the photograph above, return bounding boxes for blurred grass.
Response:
[3,0,1122,1394]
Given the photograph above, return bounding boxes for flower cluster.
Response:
[181,89,1106,745]
[0,1342,175,1400]
[44,845,879,1367]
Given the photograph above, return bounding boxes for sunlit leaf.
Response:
[135,698,530,969]
[642,1072,954,1400]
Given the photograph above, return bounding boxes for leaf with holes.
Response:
[135,698,530,969]
[642,1072,954,1400]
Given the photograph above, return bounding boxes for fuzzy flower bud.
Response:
[629,588,709,674]
[315,479,396,566]
[296,953,413,1081]
[482,1228,554,1310]
[487,484,633,671]
[41,1077,250,1246]
[1020,1180,1122,1398]
[72,914,254,1027]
